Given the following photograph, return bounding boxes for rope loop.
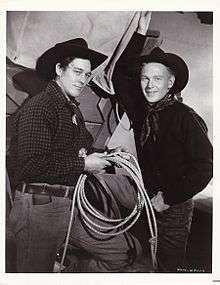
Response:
[59,151,158,272]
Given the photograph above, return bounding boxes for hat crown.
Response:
[55,38,88,49]
[36,37,107,80]
[149,47,166,58]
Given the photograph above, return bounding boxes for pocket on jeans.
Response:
[31,196,70,215]
[9,198,28,235]
[31,197,53,213]
[32,194,52,205]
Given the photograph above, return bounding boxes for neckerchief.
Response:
[54,79,84,125]
[140,94,176,147]
[66,97,85,128]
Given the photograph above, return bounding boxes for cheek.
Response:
[140,81,146,91]
[65,74,77,88]
[159,81,168,91]
[61,73,71,83]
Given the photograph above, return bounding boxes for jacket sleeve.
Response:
[17,105,85,181]
[163,111,213,205]
[111,32,147,121]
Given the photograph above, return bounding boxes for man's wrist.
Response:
[136,28,148,35]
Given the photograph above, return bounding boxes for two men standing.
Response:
[7,11,213,273]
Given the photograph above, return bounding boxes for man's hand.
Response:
[108,146,130,160]
[151,191,170,212]
[136,11,152,35]
[84,152,111,173]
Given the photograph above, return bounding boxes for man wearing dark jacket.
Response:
[111,24,213,272]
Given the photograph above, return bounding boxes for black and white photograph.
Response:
[1,2,220,284]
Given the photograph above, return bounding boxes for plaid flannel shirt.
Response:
[9,80,94,186]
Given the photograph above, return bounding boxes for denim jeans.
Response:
[9,174,143,272]
[155,198,194,272]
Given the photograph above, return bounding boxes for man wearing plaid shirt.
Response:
[8,12,153,273]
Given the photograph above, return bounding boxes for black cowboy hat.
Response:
[36,38,108,80]
[138,47,189,94]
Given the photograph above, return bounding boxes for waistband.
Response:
[17,182,75,199]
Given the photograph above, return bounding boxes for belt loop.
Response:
[64,186,70,198]
[42,183,50,197]
[42,183,47,194]
[21,182,26,193]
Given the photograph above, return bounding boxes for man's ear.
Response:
[168,75,175,89]
[55,63,62,77]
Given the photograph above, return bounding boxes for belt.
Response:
[17,182,75,199]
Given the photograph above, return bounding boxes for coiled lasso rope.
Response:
[59,152,158,272]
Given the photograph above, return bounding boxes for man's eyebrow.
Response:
[71,67,91,75]
[71,67,83,71]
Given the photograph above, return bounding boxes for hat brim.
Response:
[36,44,108,80]
[138,52,189,94]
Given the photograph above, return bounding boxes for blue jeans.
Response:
[156,199,194,272]
[9,174,143,272]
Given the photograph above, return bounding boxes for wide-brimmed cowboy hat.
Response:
[138,47,189,94]
[36,38,108,80]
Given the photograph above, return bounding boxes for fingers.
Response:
[84,153,111,172]
[151,191,161,203]
[146,12,152,26]
[95,152,106,157]
[143,11,152,27]
[103,159,112,168]
[112,147,130,160]
[151,199,163,212]
[97,169,107,174]
[136,11,152,35]
[120,146,129,153]
[112,146,123,153]
[109,145,129,154]
[108,146,123,153]
[86,149,130,173]
[140,11,152,18]
[119,153,130,160]
[151,192,170,212]
[139,11,152,23]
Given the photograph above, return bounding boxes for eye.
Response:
[73,70,82,75]
[154,77,162,81]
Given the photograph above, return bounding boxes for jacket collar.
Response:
[45,80,80,110]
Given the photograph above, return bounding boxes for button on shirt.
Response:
[9,80,94,186]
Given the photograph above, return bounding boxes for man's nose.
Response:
[147,79,154,88]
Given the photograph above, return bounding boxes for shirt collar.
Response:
[45,80,80,110]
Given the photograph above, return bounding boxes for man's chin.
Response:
[145,97,158,104]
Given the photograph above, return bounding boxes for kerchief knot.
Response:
[140,94,176,147]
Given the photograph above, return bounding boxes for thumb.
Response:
[95,152,106,157]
